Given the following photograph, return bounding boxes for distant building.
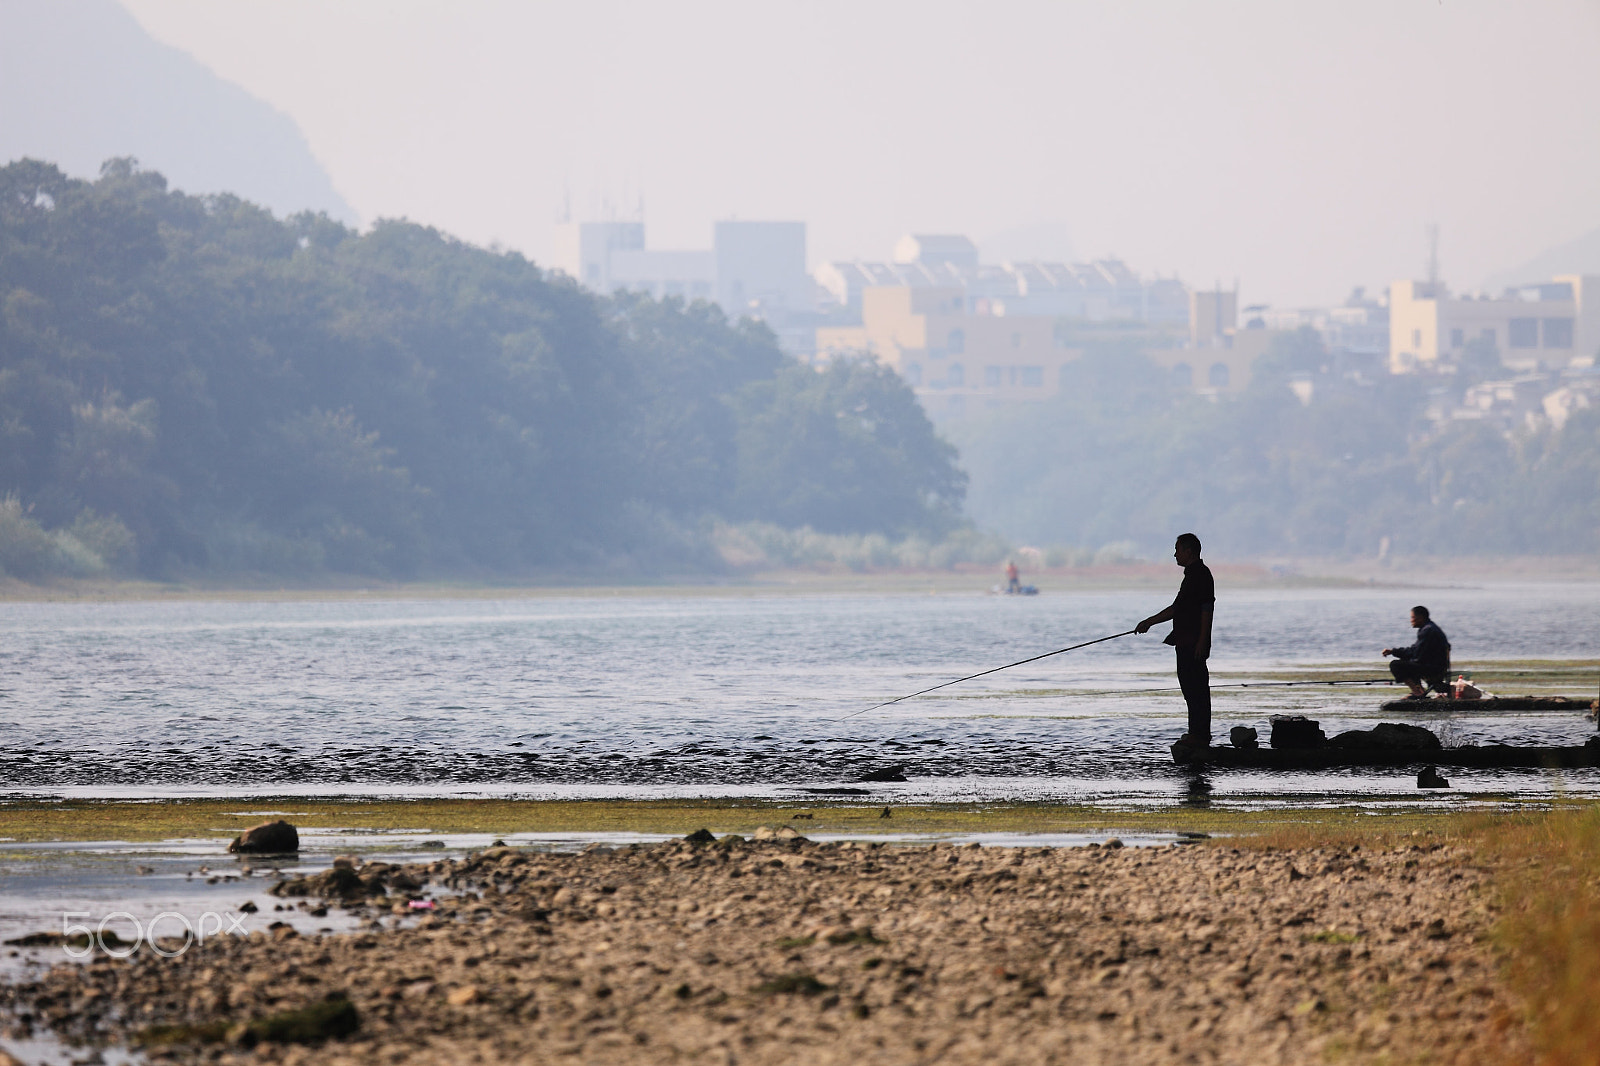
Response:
[815,284,1224,421]
[1389,275,1600,374]
[1543,382,1594,431]
[1454,375,1552,431]
[816,252,1185,324]
[814,259,965,312]
[815,285,1079,418]
[1205,287,1390,385]
[714,220,810,318]
[813,235,1255,418]
[608,247,715,303]
[552,220,814,355]
[1177,286,1266,393]
[1190,289,1237,347]
[1323,288,1390,360]
[552,221,646,293]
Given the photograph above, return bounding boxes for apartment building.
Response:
[816,288,1229,420]
[815,234,1186,324]
[816,235,1283,417]
[551,220,814,354]
[1389,275,1600,373]
[816,285,1077,418]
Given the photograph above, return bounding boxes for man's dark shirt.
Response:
[1165,561,1215,650]
[1393,620,1451,676]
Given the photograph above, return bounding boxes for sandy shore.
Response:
[2,828,1524,1065]
[11,555,1549,603]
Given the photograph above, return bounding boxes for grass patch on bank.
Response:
[0,795,1585,846]
[1479,806,1600,1066]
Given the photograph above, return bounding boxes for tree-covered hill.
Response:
[0,159,965,579]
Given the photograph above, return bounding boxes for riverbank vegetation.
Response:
[0,159,965,581]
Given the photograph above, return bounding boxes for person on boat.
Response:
[1134,533,1213,756]
[1005,559,1021,594]
[1383,606,1451,699]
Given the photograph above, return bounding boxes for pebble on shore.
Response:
[0,832,1522,1065]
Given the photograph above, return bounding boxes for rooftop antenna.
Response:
[1425,223,1440,287]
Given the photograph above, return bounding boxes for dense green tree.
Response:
[0,159,966,578]
[730,357,966,535]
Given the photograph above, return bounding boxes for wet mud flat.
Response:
[1,832,1523,1065]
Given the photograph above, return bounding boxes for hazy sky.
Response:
[119,0,1600,307]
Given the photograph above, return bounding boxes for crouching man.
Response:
[1383,606,1451,699]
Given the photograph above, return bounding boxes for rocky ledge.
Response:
[0,831,1522,1064]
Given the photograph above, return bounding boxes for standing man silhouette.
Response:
[1135,533,1214,759]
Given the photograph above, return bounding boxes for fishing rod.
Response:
[834,628,1137,723]
[1000,677,1401,696]
[1217,677,1396,689]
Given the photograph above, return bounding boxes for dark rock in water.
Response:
[1417,766,1450,788]
[270,864,380,899]
[1330,722,1441,751]
[683,828,717,845]
[1169,739,1205,766]
[1229,726,1259,750]
[228,819,298,854]
[858,765,907,782]
[1269,716,1326,750]
[1190,735,1600,769]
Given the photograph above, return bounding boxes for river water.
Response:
[1,582,1596,809]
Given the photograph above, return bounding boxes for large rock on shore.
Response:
[1269,715,1326,749]
[227,819,298,854]
[1329,722,1441,751]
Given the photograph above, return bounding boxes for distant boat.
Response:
[991,585,1040,596]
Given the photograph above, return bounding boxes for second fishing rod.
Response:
[833,631,1397,725]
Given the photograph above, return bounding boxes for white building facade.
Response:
[552,220,814,355]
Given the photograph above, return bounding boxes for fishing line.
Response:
[832,628,1138,723]
[1070,677,1398,695]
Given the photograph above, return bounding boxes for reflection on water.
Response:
[1181,773,1214,809]
[0,584,1595,808]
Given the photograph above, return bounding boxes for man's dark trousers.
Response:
[1176,647,1211,743]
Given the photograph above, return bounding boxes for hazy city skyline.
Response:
[35,0,1600,308]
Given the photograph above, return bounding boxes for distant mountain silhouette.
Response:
[1482,225,1600,292]
[0,0,356,223]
